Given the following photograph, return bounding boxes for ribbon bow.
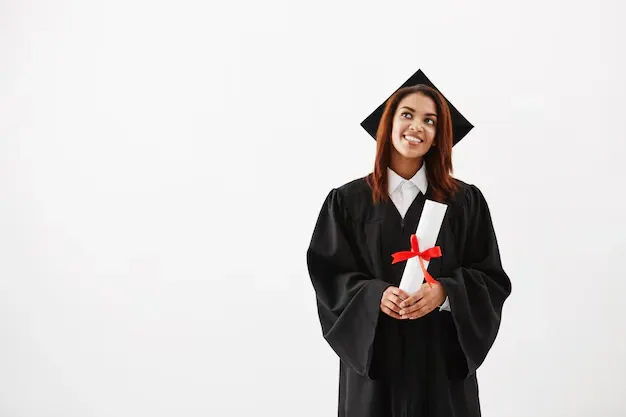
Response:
[391,234,442,287]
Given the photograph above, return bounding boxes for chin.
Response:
[395,149,424,160]
[405,152,426,160]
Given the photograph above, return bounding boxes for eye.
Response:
[401,112,412,119]
[425,118,435,125]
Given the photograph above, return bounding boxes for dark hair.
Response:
[366,84,459,203]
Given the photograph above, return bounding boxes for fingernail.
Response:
[399,310,405,315]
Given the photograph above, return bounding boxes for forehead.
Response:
[397,92,437,113]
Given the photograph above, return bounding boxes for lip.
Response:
[403,134,424,144]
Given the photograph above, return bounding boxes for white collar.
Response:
[387,163,428,196]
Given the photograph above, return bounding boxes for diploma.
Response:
[398,200,448,294]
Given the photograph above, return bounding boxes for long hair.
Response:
[366,85,459,203]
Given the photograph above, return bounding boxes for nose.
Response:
[410,120,424,132]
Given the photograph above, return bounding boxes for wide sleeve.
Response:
[306,188,390,378]
[437,185,512,379]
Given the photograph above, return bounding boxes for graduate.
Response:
[306,69,512,417]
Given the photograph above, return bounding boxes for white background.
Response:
[1,0,625,416]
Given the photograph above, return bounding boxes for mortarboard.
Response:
[360,69,473,146]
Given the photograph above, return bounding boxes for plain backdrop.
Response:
[1,0,625,416]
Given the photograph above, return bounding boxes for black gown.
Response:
[306,177,511,417]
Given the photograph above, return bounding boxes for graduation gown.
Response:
[306,177,511,417]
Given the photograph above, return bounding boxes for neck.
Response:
[390,152,423,180]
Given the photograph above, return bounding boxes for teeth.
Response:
[404,135,423,143]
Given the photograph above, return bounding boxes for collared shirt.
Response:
[387,164,428,219]
[387,164,451,312]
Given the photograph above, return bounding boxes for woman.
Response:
[306,84,512,417]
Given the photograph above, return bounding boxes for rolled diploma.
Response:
[399,199,448,294]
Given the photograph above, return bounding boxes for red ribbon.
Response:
[391,234,441,287]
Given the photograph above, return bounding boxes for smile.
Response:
[403,135,423,144]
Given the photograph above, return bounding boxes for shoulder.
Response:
[323,176,373,219]
[446,178,490,216]
[335,176,372,201]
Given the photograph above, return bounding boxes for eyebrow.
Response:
[399,106,437,117]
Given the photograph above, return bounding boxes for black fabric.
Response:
[360,69,474,146]
[306,177,511,417]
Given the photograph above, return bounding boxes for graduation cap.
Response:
[360,69,473,146]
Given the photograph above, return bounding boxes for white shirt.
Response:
[387,164,451,312]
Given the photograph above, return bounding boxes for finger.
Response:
[399,291,424,308]
[382,299,402,314]
[388,294,405,308]
[406,303,435,319]
[381,306,404,320]
[390,287,409,301]
[402,298,430,315]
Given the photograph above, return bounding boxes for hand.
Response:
[398,282,446,320]
[380,286,410,320]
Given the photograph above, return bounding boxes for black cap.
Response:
[360,69,473,146]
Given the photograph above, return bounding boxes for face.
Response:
[390,92,438,161]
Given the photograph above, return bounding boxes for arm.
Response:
[306,188,390,378]
[437,185,512,378]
